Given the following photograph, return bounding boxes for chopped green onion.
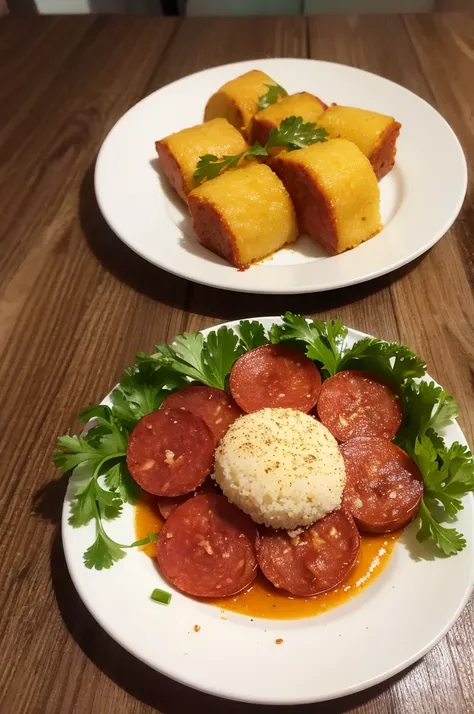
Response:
[151,588,172,605]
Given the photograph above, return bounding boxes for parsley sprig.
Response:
[193,142,268,184]
[142,325,248,391]
[193,115,328,184]
[266,116,328,151]
[54,366,177,569]
[257,82,288,110]
[270,312,348,378]
[395,380,473,555]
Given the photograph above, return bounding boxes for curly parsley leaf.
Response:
[265,116,328,151]
[193,142,267,184]
[235,320,270,351]
[270,312,347,378]
[151,326,243,390]
[257,82,288,110]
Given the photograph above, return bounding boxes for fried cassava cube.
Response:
[318,105,401,180]
[204,70,282,138]
[155,118,248,201]
[271,138,382,255]
[188,162,298,269]
[249,92,327,147]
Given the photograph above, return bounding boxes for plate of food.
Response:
[94,58,467,294]
[56,315,474,705]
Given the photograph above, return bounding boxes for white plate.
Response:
[62,318,474,705]
[95,58,467,294]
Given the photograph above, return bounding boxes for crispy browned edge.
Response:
[187,193,250,270]
[155,140,188,202]
[271,155,339,255]
[369,121,402,180]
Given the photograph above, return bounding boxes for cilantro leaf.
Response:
[265,116,328,151]
[104,460,139,504]
[396,385,473,555]
[110,361,184,430]
[83,516,158,570]
[152,326,243,390]
[83,529,127,570]
[203,327,244,389]
[257,82,288,110]
[235,320,270,351]
[340,338,426,392]
[69,479,97,527]
[417,500,466,556]
[53,435,103,473]
[396,381,458,453]
[270,312,347,378]
[193,142,267,184]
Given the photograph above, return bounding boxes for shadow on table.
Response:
[42,519,414,714]
[79,163,189,313]
[79,161,424,320]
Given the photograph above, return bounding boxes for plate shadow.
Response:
[80,159,424,320]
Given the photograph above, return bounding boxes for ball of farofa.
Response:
[214,408,346,530]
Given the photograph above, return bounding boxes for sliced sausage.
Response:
[126,409,215,497]
[229,344,322,414]
[156,493,259,597]
[161,385,243,441]
[341,437,423,533]
[317,369,402,442]
[157,478,220,520]
[257,510,360,597]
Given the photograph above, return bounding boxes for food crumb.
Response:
[221,616,227,621]
[275,638,284,645]
[194,624,201,632]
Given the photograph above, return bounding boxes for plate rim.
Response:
[61,316,474,705]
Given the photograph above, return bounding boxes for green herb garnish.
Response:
[193,115,328,184]
[270,312,348,378]
[265,115,328,152]
[151,588,172,605]
[257,82,288,110]
[193,142,267,184]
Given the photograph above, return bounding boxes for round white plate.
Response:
[62,318,474,705]
[95,58,467,294]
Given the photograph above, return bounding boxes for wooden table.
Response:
[1,12,473,714]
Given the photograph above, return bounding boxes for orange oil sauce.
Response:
[135,494,399,620]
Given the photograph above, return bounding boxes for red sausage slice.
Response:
[317,370,402,442]
[229,344,322,413]
[161,385,243,441]
[257,510,360,597]
[341,437,423,533]
[126,409,215,497]
[156,493,259,597]
[157,478,220,520]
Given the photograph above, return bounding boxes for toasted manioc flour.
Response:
[213,408,346,530]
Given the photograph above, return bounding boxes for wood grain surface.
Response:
[0,13,473,714]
